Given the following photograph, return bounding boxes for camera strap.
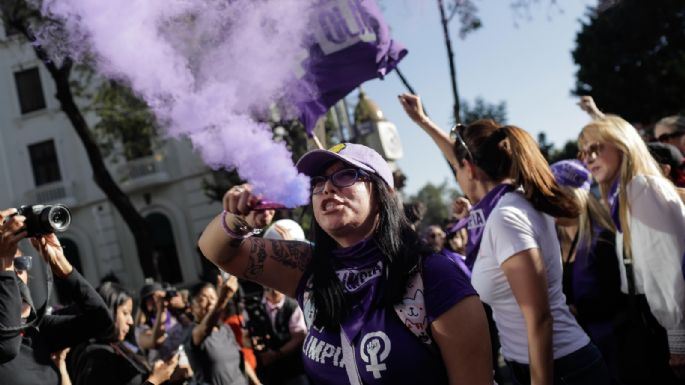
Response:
[0,259,53,334]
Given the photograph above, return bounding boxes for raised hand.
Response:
[452,197,472,220]
[223,184,260,217]
[577,96,604,119]
[398,93,429,125]
[30,233,73,278]
[217,274,239,305]
[0,208,27,269]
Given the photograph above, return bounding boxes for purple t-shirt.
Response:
[297,247,476,385]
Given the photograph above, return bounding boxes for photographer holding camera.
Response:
[0,207,112,385]
[135,282,192,364]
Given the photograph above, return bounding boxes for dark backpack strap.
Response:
[566,231,579,263]
[282,297,298,320]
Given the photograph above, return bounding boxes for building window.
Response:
[28,140,62,186]
[145,212,183,284]
[14,67,46,114]
[2,20,20,38]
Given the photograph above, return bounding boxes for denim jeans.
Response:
[506,343,611,385]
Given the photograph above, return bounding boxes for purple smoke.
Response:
[38,0,315,206]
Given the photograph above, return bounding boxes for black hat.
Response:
[139,282,163,301]
[648,142,683,169]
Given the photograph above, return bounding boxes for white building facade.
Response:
[0,24,223,291]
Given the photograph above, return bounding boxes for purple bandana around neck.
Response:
[332,238,384,342]
[450,184,515,269]
[607,179,621,232]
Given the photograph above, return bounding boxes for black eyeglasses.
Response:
[449,124,474,162]
[657,130,685,143]
[311,168,370,194]
[14,255,33,272]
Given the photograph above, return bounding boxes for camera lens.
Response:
[48,205,71,232]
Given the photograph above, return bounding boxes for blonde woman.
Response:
[578,115,685,384]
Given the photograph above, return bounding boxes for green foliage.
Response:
[548,140,579,164]
[572,0,685,125]
[445,0,482,39]
[92,81,157,160]
[202,169,244,202]
[460,97,507,125]
[537,132,554,161]
[409,181,460,232]
[0,1,40,35]
[537,135,579,164]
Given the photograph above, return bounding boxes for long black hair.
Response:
[309,172,432,329]
[96,281,133,342]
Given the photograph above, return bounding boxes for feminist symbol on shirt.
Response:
[360,331,391,379]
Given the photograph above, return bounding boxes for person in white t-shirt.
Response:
[399,93,610,385]
[578,115,685,384]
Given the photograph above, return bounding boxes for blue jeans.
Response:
[506,343,611,385]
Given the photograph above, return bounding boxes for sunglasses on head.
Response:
[311,168,370,194]
[14,255,33,272]
[657,130,685,143]
[449,124,474,162]
[577,142,606,162]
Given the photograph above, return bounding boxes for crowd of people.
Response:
[0,209,311,385]
[2,94,685,385]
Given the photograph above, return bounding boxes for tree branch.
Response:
[437,0,462,124]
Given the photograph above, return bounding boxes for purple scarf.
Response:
[607,179,621,232]
[450,184,515,269]
[332,238,384,342]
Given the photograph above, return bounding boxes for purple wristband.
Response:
[221,211,253,240]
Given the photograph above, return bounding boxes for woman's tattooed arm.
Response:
[243,238,311,280]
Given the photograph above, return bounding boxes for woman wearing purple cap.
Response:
[199,143,493,384]
[400,94,609,385]
[551,159,625,384]
[578,115,685,384]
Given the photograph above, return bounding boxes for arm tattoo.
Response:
[270,241,311,272]
[244,238,268,279]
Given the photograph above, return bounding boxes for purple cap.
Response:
[550,159,592,191]
[296,143,394,189]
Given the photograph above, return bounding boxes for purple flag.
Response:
[296,0,407,135]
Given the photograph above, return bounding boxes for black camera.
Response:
[18,204,71,237]
[164,288,178,300]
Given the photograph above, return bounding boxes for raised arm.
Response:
[578,96,605,120]
[398,93,458,169]
[198,184,312,298]
[137,293,169,350]
[192,275,238,346]
[34,234,113,351]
